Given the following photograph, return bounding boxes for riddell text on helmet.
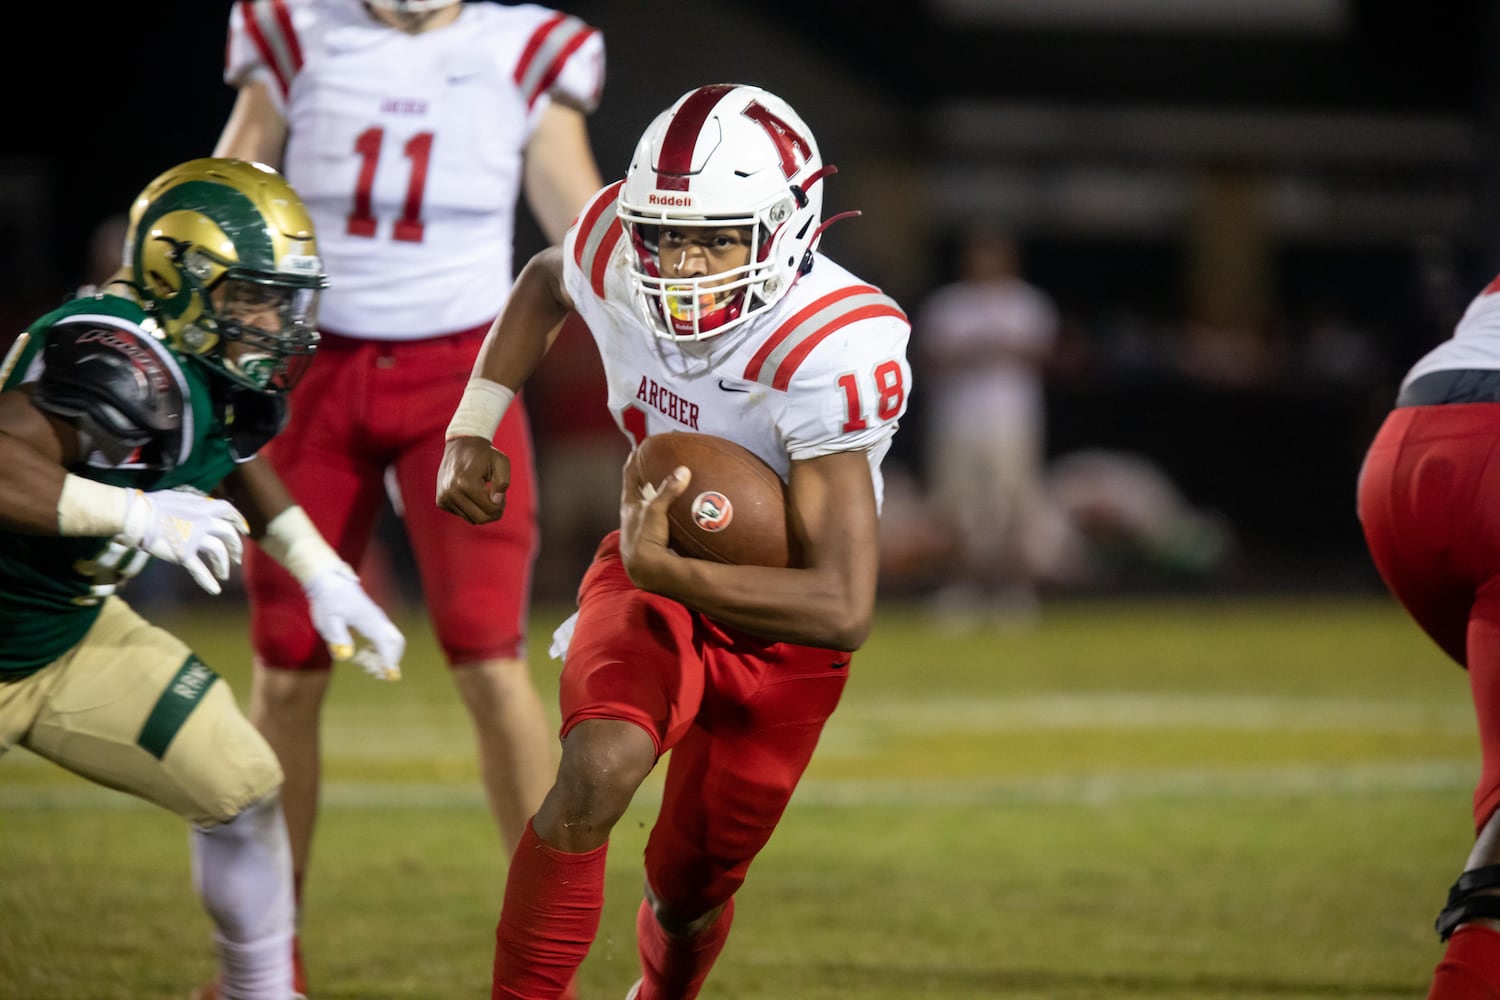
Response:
[648,193,694,207]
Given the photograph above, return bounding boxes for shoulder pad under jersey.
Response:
[34,320,185,468]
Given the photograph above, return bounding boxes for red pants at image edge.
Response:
[1358,404,1500,828]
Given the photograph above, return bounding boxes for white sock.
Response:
[190,794,297,999]
[213,932,297,1000]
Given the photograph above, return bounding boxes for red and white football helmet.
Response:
[619,84,834,341]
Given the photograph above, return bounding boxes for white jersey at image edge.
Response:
[1402,276,1500,389]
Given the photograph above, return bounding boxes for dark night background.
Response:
[5,0,1498,594]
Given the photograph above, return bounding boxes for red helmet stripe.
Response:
[654,84,736,192]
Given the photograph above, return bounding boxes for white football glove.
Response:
[117,488,248,596]
[302,563,406,681]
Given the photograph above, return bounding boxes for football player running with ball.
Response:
[0,158,403,1000]
[437,84,912,1000]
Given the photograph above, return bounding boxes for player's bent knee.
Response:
[540,721,657,843]
[168,687,285,826]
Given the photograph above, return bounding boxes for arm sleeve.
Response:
[513,9,605,114]
[224,0,306,115]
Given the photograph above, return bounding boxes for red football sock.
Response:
[492,820,607,1000]
[1430,926,1500,999]
[635,896,735,1000]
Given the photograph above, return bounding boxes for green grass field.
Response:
[0,593,1479,999]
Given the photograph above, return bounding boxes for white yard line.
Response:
[0,759,1473,810]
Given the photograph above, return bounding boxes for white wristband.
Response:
[259,506,347,585]
[444,377,515,442]
[56,474,132,536]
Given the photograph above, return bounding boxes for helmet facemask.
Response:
[625,216,789,341]
[208,271,321,392]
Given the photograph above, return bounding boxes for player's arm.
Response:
[0,338,248,595]
[213,78,288,166]
[436,246,575,525]
[220,457,406,680]
[523,102,604,243]
[216,454,296,536]
[0,386,80,532]
[622,450,880,651]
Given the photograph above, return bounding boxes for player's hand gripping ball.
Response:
[627,432,800,568]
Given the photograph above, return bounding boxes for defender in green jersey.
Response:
[0,158,405,1000]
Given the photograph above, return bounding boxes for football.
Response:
[626,431,800,568]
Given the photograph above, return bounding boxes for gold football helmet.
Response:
[123,157,327,392]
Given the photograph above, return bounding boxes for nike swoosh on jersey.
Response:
[718,379,751,393]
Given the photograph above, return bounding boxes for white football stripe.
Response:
[0,760,1474,810]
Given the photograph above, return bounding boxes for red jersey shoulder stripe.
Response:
[238,0,303,103]
[743,286,906,391]
[572,181,625,298]
[513,13,597,110]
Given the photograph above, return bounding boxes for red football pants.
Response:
[246,326,537,670]
[1358,403,1500,829]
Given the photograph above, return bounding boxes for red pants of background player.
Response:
[1358,402,1500,831]
[246,326,537,670]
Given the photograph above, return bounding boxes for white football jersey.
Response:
[225,0,604,339]
[1403,274,1500,390]
[563,182,912,511]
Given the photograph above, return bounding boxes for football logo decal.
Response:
[691,491,733,532]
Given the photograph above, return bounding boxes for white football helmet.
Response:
[619,84,834,341]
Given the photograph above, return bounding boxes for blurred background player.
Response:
[0,157,403,1000]
[437,82,911,1000]
[214,0,605,987]
[1358,271,1500,998]
[913,225,1060,630]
